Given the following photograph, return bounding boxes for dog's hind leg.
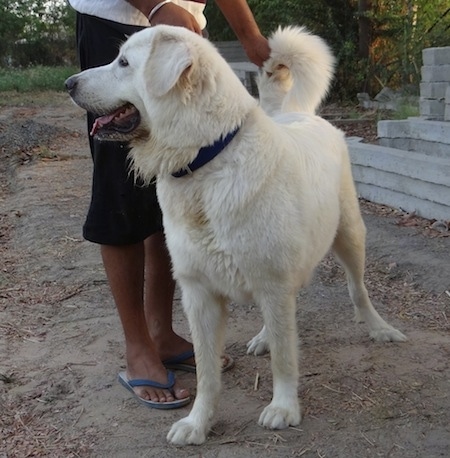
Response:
[332,179,407,342]
[246,325,270,356]
[257,290,301,429]
[167,284,228,445]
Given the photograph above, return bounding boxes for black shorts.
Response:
[76,13,163,245]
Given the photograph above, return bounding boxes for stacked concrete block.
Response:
[348,138,450,221]
[445,86,450,121]
[378,118,450,158]
[349,47,450,221]
[420,47,450,120]
[215,40,450,220]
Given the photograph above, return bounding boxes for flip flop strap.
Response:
[127,370,175,389]
[162,349,195,365]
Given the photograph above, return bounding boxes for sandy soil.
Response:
[0,93,449,457]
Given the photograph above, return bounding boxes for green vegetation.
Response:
[388,102,420,120]
[206,0,450,99]
[0,65,78,92]
[0,0,76,67]
[0,0,449,100]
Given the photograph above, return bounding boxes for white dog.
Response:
[66,25,407,446]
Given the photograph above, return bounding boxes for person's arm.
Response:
[127,0,270,66]
[126,0,203,34]
[214,0,270,66]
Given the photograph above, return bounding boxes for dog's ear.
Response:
[145,34,193,97]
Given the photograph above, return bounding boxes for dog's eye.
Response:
[118,57,129,67]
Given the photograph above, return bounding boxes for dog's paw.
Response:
[370,327,407,342]
[353,309,364,323]
[246,327,270,356]
[167,418,208,445]
[258,403,301,430]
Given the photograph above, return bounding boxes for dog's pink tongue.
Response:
[90,113,117,136]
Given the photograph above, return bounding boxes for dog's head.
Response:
[66,26,255,152]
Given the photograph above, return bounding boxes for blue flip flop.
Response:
[162,350,235,373]
[162,350,196,373]
[118,370,191,410]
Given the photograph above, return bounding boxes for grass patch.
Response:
[0,65,78,93]
[389,102,420,120]
[0,90,72,107]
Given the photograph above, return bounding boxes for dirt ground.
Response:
[0,92,449,458]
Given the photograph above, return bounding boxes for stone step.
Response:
[348,138,450,221]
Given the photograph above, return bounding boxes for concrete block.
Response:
[422,47,450,66]
[378,137,450,158]
[229,62,258,72]
[349,142,450,187]
[351,165,450,207]
[420,82,449,99]
[378,137,411,150]
[229,62,258,96]
[378,118,450,145]
[445,104,450,122]
[421,65,450,83]
[445,86,450,120]
[348,141,450,220]
[215,41,247,62]
[352,182,450,221]
[355,74,450,220]
[377,120,411,139]
[420,98,444,119]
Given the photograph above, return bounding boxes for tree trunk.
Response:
[358,0,372,58]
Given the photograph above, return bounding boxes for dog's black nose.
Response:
[65,76,77,94]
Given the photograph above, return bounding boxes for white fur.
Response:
[68,25,407,446]
[259,26,335,116]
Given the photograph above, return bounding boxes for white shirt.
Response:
[68,0,207,29]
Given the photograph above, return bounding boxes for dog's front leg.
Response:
[167,284,227,445]
[257,291,301,429]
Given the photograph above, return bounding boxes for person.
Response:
[68,0,270,409]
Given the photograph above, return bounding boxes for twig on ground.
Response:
[254,371,260,391]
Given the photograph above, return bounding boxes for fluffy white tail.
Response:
[258,26,335,116]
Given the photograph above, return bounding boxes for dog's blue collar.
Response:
[172,126,240,178]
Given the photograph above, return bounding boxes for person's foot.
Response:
[125,346,190,404]
[118,371,190,409]
[157,333,234,372]
[157,333,196,369]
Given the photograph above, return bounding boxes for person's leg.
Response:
[143,232,195,363]
[142,232,232,372]
[101,239,190,403]
[76,13,191,404]
[76,15,228,407]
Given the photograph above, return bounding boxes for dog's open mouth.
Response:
[90,103,140,137]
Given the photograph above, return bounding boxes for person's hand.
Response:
[150,3,203,35]
[240,33,271,67]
